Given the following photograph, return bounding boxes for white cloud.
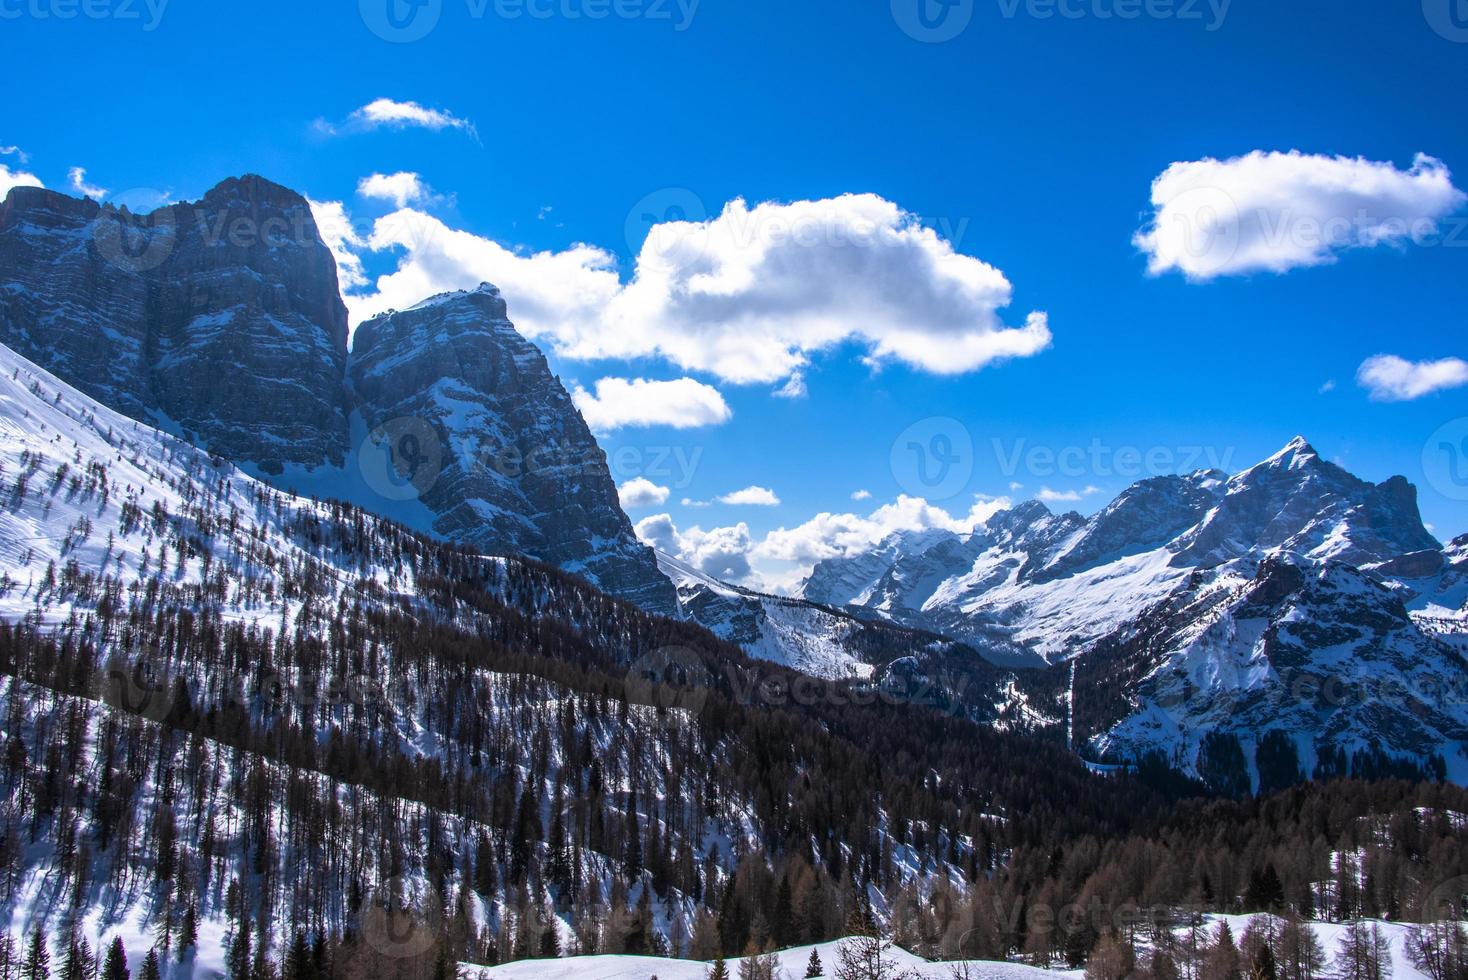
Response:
[1008,481,1024,492]
[773,372,807,399]
[717,486,781,507]
[358,171,429,207]
[0,163,43,197]
[1318,380,1336,394]
[850,489,872,501]
[641,493,1013,591]
[1356,354,1468,402]
[636,514,758,584]
[618,477,670,509]
[1135,151,1466,281]
[307,199,369,291]
[67,167,107,201]
[1037,485,1102,503]
[333,193,1050,387]
[0,146,29,164]
[571,377,732,433]
[756,494,1010,568]
[346,98,472,134]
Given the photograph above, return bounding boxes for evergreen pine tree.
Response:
[708,957,731,980]
[24,928,50,980]
[138,950,161,980]
[806,948,825,978]
[101,936,128,980]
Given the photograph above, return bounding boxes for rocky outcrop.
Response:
[0,178,680,616]
[351,286,679,617]
[0,176,350,471]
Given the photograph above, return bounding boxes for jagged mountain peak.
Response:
[198,171,315,209]
[350,283,679,616]
[0,173,678,615]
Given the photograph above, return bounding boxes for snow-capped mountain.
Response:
[1075,555,1468,784]
[804,438,1452,665]
[349,284,676,615]
[0,177,676,615]
[793,437,1468,783]
[658,550,881,679]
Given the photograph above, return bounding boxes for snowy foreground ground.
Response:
[469,939,1075,980]
[0,912,1440,979]
[462,917,1435,980]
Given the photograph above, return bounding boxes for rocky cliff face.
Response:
[0,175,351,471]
[351,286,678,616]
[1076,556,1468,785]
[0,177,678,616]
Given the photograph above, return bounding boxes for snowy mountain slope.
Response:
[1074,556,1468,785]
[1168,437,1440,570]
[4,337,1099,975]
[802,438,1453,666]
[656,550,1053,729]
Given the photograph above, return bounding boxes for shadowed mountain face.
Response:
[0,176,677,615]
[351,286,678,615]
[0,175,351,472]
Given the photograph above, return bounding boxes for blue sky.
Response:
[4,0,1468,589]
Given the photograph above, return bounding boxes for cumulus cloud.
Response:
[67,167,107,201]
[571,377,733,433]
[717,486,781,507]
[618,477,671,509]
[316,99,477,138]
[0,162,42,197]
[358,171,429,207]
[1037,485,1102,503]
[757,494,1010,568]
[1135,151,1466,281]
[850,489,872,501]
[640,493,1013,591]
[1356,354,1468,401]
[330,193,1050,387]
[307,199,368,291]
[637,515,758,583]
